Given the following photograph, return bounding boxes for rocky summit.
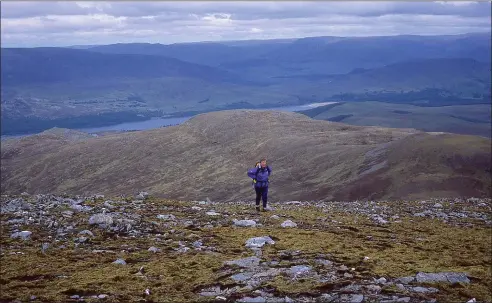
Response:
[1,193,490,302]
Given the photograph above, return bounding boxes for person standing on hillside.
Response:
[247,159,272,212]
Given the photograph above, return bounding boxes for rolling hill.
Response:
[2,110,490,202]
[299,102,492,138]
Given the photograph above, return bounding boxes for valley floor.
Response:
[1,194,490,303]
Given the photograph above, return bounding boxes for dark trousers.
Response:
[255,186,268,208]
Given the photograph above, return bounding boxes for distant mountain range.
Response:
[1,33,490,135]
[2,111,490,201]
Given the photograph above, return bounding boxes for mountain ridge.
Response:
[2,110,490,202]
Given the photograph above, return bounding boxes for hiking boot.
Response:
[264,206,273,211]
[255,206,260,212]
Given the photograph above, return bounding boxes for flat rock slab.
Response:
[225,256,261,268]
[281,220,297,228]
[10,231,32,240]
[233,219,257,227]
[416,272,470,284]
[237,297,266,303]
[245,236,275,249]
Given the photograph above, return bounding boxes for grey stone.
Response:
[375,277,387,284]
[433,203,443,208]
[231,272,254,282]
[365,284,382,293]
[112,258,127,265]
[61,210,74,217]
[233,219,257,227]
[340,294,364,303]
[70,295,80,299]
[148,246,161,253]
[156,214,176,221]
[76,237,88,243]
[288,265,312,276]
[371,214,388,225]
[270,215,280,220]
[89,214,113,226]
[245,236,275,249]
[41,243,50,254]
[98,294,108,299]
[444,272,471,284]
[397,298,411,303]
[136,192,149,200]
[317,294,336,302]
[103,201,116,209]
[193,241,203,248]
[315,259,333,266]
[206,211,220,216]
[340,284,362,292]
[11,231,32,240]
[281,220,297,228]
[416,272,470,284]
[396,284,406,291]
[238,297,267,303]
[225,256,261,268]
[199,286,222,297]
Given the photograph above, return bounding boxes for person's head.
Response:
[260,159,267,168]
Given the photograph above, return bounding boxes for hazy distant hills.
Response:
[1,47,247,86]
[87,33,491,75]
[1,110,490,201]
[1,33,490,135]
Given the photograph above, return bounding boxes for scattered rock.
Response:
[225,256,261,268]
[112,259,127,265]
[206,211,220,216]
[237,296,266,303]
[340,294,364,303]
[288,265,312,277]
[270,215,280,220]
[148,246,161,253]
[98,294,108,299]
[10,231,32,240]
[156,214,176,221]
[245,236,275,249]
[88,214,113,226]
[281,220,297,228]
[136,192,149,200]
[41,243,50,254]
[416,272,470,284]
[233,219,257,227]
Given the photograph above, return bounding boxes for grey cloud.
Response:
[1,1,490,47]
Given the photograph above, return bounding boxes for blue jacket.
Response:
[247,166,272,188]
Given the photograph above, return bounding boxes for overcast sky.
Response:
[1,1,491,47]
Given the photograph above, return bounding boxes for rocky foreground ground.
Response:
[1,193,491,303]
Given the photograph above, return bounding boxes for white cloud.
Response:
[0,1,490,47]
